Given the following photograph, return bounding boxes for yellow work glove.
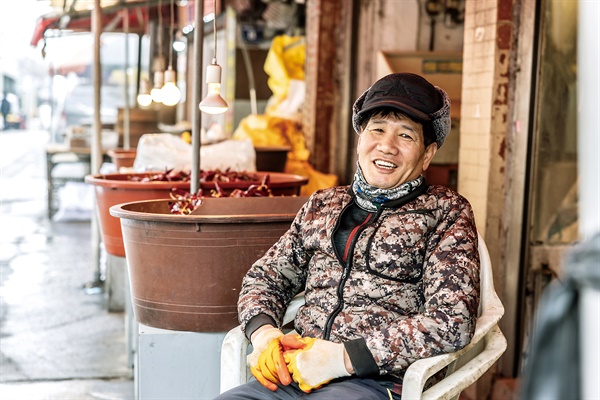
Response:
[281,334,351,393]
[247,326,292,391]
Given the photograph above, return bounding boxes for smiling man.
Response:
[216,73,480,400]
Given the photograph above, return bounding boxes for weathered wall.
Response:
[460,0,536,385]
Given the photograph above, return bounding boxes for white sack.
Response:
[133,133,256,172]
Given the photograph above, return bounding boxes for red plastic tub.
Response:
[85,171,308,257]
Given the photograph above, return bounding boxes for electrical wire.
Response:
[169,0,174,69]
[212,0,217,63]
[157,0,163,65]
[236,22,257,114]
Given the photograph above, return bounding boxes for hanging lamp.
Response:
[151,0,165,103]
[161,0,181,106]
[199,0,228,114]
[137,78,152,107]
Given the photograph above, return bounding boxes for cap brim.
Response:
[356,99,432,122]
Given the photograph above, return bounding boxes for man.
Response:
[216,73,480,399]
[1,93,10,130]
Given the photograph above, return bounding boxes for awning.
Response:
[31,0,175,47]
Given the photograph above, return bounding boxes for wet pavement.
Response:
[0,129,134,399]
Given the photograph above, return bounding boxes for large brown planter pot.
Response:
[85,172,190,257]
[85,172,308,257]
[107,148,137,169]
[109,196,308,332]
[254,146,290,172]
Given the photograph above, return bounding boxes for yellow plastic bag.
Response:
[233,114,309,162]
[233,34,338,195]
[264,35,306,100]
[285,160,338,197]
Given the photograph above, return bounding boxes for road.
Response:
[0,129,134,399]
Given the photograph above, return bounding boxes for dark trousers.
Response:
[215,378,396,400]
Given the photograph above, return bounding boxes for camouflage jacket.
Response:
[238,183,480,379]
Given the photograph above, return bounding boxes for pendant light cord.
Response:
[169,0,174,69]
[157,0,163,65]
[212,0,217,63]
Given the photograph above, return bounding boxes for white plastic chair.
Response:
[220,235,507,399]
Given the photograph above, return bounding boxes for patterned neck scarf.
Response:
[352,163,424,212]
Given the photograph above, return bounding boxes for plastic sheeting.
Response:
[520,232,600,399]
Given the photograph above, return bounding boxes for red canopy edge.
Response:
[31,2,175,47]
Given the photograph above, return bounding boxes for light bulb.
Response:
[151,70,164,103]
[173,39,186,53]
[161,68,181,106]
[199,83,228,114]
[150,86,163,103]
[199,62,228,114]
[137,92,152,107]
[137,79,152,107]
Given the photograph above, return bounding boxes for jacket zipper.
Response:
[323,207,436,339]
[342,213,374,262]
[323,208,379,340]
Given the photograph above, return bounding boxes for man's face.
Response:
[357,113,437,189]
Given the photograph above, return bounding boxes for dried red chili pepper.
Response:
[168,188,203,215]
[212,181,225,198]
[167,177,277,213]
[129,168,260,184]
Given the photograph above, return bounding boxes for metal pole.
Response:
[86,0,104,292]
[191,0,204,194]
[92,0,103,173]
[136,33,143,102]
[124,9,131,150]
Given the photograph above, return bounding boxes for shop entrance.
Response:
[520,0,578,374]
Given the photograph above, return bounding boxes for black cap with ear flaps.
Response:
[352,73,452,148]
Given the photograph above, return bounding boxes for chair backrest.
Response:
[477,233,504,318]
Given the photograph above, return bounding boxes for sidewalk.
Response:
[0,129,134,399]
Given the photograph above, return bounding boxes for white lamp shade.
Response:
[161,68,181,106]
[199,62,228,114]
[199,83,228,114]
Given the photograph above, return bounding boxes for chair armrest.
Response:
[416,325,507,400]
[283,294,305,325]
[401,309,505,399]
[220,294,305,394]
[220,326,250,394]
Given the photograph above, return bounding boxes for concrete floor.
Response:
[0,129,134,399]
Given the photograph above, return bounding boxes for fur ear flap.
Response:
[430,87,452,148]
[351,87,370,135]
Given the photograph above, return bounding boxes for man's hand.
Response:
[247,326,291,391]
[281,334,351,393]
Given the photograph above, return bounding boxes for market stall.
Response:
[32,1,322,397]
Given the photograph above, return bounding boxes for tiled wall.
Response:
[458,0,499,237]
[459,0,526,386]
